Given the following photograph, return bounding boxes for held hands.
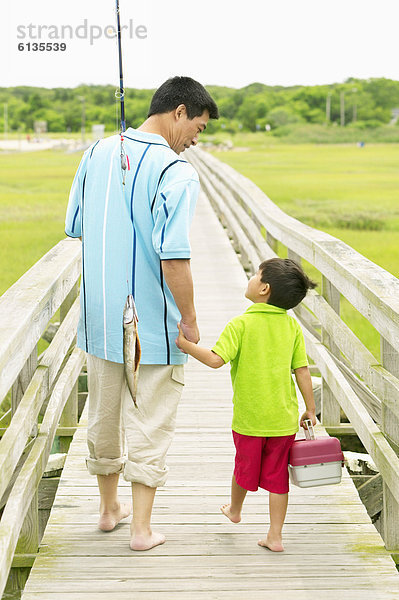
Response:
[176,321,199,353]
[175,322,187,352]
[178,319,200,345]
[300,410,317,429]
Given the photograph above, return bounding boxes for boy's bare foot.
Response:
[130,531,166,551]
[258,535,284,552]
[220,503,241,523]
[98,502,132,532]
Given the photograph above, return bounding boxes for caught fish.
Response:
[123,294,141,407]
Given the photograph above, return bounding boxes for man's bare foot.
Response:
[130,531,166,551]
[98,502,132,532]
[258,535,284,552]
[220,503,241,523]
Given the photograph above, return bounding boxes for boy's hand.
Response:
[300,410,317,428]
[175,324,225,368]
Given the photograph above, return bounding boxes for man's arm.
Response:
[294,366,317,427]
[161,259,199,343]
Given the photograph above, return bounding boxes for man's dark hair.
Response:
[148,76,219,120]
[259,258,317,310]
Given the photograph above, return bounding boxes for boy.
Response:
[176,258,317,552]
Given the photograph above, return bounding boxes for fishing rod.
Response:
[116,1,141,395]
[115,0,127,182]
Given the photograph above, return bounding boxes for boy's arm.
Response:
[176,323,225,369]
[294,366,317,427]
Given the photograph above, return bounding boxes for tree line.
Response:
[1,77,399,135]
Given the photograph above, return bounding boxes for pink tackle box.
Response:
[288,421,345,488]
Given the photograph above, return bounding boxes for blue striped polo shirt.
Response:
[65,128,200,364]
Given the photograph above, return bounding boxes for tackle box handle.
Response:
[303,419,316,440]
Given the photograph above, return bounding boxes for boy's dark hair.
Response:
[259,258,317,310]
[148,76,219,120]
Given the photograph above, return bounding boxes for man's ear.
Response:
[259,282,270,296]
[174,104,187,120]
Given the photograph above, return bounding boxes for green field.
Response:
[1,139,398,359]
[211,138,399,277]
[0,150,81,295]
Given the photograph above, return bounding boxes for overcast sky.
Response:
[2,0,399,90]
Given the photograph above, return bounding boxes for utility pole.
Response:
[352,87,357,123]
[79,96,86,143]
[340,91,345,127]
[326,92,332,123]
[3,103,8,139]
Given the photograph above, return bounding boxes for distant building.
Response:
[390,108,399,125]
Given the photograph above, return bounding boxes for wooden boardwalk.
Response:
[22,192,399,599]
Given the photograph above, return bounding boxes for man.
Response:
[65,76,218,550]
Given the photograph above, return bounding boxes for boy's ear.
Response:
[259,282,270,296]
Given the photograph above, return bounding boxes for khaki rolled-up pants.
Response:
[85,354,184,488]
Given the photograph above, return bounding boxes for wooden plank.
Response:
[20,592,399,600]
[22,575,399,593]
[51,491,363,504]
[21,552,393,569]
[40,528,386,546]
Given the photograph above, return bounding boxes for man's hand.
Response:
[179,319,200,344]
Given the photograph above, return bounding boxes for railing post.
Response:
[15,491,39,555]
[59,380,78,453]
[59,282,79,453]
[11,345,40,589]
[11,346,37,416]
[60,281,79,323]
[287,248,302,265]
[11,491,40,595]
[321,276,341,426]
[266,232,278,255]
[380,337,399,552]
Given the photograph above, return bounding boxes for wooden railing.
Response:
[188,146,399,555]
[0,238,83,598]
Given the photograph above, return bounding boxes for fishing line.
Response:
[115,0,132,296]
[115,0,127,184]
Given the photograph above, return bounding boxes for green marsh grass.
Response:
[0,150,81,294]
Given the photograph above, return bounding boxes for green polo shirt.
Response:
[212,303,308,437]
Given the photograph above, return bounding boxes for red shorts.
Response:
[232,430,296,494]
